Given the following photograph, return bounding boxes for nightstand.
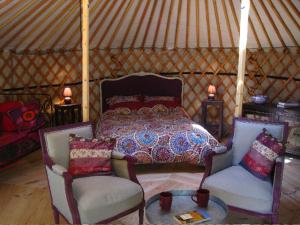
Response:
[201,99,224,141]
[54,103,82,125]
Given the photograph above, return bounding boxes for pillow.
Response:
[8,102,46,130]
[0,101,23,131]
[106,95,144,110]
[239,129,284,180]
[144,96,181,108]
[68,134,116,176]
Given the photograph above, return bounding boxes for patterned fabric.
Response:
[0,130,40,167]
[8,102,46,130]
[68,134,116,176]
[144,96,181,108]
[106,95,144,110]
[0,101,23,131]
[240,129,284,180]
[96,106,223,165]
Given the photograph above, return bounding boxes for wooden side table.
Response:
[54,103,82,125]
[201,99,224,141]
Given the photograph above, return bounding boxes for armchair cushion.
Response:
[203,165,273,213]
[68,134,116,176]
[72,175,143,224]
[240,129,284,180]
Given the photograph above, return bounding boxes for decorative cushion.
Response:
[106,95,143,110]
[144,96,181,108]
[0,101,23,131]
[239,129,284,180]
[8,102,46,130]
[68,134,116,176]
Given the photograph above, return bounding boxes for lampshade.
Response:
[208,85,216,94]
[63,87,72,97]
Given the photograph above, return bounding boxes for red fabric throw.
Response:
[240,129,284,180]
[0,101,23,131]
[68,134,116,176]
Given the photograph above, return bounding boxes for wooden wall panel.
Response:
[1,47,299,134]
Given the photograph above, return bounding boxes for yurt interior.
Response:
[0,0,299,224]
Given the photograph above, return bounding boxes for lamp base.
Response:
[64,97,72,104]
[208,94,215,100]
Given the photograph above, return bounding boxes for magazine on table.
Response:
[173,209,211,224]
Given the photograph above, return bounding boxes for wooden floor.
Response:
[0,150,299,224]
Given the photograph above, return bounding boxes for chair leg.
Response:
[52,206,59,224]
[139,206,144,224]
[271,214,279,224]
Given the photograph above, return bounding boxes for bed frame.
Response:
[100,72,183,114]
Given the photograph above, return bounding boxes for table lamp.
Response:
[63,87,72,104]
[208,85,216,100]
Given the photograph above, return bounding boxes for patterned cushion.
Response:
[144,96,181,108]
[0,101,23,131]
[8,102,46,130]
[68,134,116,176]
[240,129,284,180]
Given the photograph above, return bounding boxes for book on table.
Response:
[173,209,211,224]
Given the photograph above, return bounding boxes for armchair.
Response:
[39,122,145,224]
[200,118,288,223]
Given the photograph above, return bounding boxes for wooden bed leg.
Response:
[52,206,59,224]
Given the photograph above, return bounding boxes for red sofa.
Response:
[0,93,52,167]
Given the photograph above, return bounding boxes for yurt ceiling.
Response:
[0,0,299,52]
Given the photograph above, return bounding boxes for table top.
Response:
[145,189,228,224]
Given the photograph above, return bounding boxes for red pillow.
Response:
[68,134,116,176]
[144,96,181,108]
[8,102,46,130]
[240,129,284,180]
[0,101,23,131]
[106,95,144,110]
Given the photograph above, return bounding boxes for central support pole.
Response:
[234,0,250,117]
[81,0,89,121]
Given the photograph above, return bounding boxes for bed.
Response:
[96,72,225,166]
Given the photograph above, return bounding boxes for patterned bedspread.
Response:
[96,105,225,165]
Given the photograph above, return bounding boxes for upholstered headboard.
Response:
[100,72,183,113]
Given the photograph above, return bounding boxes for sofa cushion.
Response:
[240,129,283,180]
[68,134,116,176]
[8,102,46,130]
[203,165,273,213]
[0,130,29,148]
[0,101,23,131]
[72,176,143,224]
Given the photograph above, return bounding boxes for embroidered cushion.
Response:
[144,96,181,108]
[0,101,23,131]
[240,129,284,180]
[68,134,116,176]
[8,102,46,130]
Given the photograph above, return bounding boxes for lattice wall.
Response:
[1,47,299,133]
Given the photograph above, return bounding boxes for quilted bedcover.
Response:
[96,106,225,165]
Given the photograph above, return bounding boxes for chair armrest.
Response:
[272,156,284,214]
[200,147,232,188]
[45,164,80,224]
[52,164,67,175]
[111,152,140,184]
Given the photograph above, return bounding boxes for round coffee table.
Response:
[145,190,228,224]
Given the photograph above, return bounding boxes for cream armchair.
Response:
[200,118,288,223]
[39,122,145,224]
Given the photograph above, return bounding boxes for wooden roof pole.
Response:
[82,0,89,121]
[234,0,250,117]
